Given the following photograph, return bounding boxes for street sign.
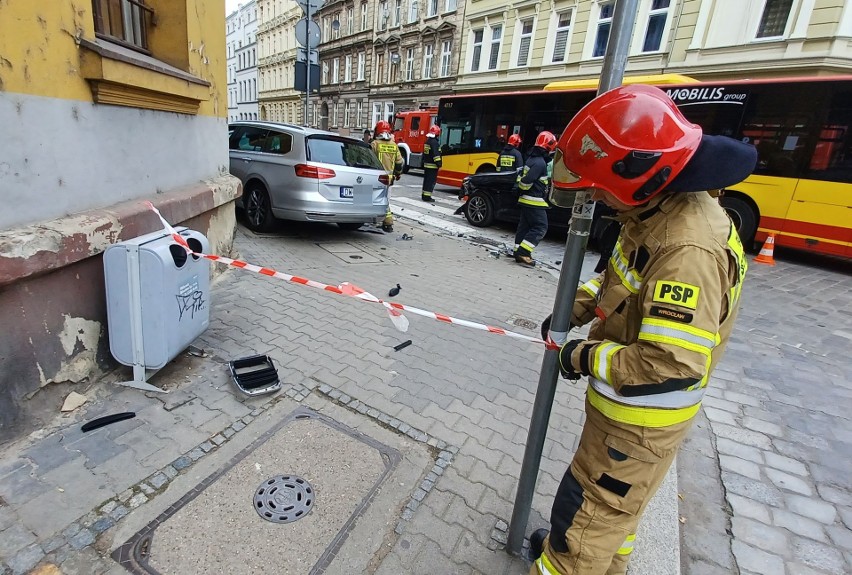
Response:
[295,18,321,50]
[294,61,320,94]
[296,47,319,66]
[296,0,323,17]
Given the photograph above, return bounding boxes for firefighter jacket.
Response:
[423,135,442,170]
[496,145,523,172]
[562,191,747,427]
[371,137,403,182]
[517,147,551,208]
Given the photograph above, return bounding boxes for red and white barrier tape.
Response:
[145,202,558,350]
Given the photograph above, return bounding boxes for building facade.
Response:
[227,1,260,121]
[0,1,240,440]
[257,0,305,124]
[454,0,852,94]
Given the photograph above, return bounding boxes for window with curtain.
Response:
[332,57,339,83]
[642,0,670,52]
[405,48,414,81]
[445,0,456,12]
[409,0,419,23]
[345,55,352,82]
[358,52,365,80]
[551,10,572,63]
[440,39,452,76]
[488,25,502,70]
[593,3,614,57]
[516,19,534,66]
[471,29,484,71]
[347,7,354,34]
[423,44,434,79]
[427,0,438,17]
[756,0,794,38]
[361,1,368,30]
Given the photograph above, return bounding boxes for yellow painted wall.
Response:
[0,0,226,118]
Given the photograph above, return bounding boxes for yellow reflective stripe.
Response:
[518,181,533,190]
[609,240,642,293]
[536,551,562,575]
[639,318,717,354]
[588,385,701,427]
[591,341,625,384]
[520,240,536,251]
[726,223,748,305]
[580,278,601,298]
[617,534,636,555]
[519,196,549,207]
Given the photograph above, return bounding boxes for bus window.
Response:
[806,89,852,183]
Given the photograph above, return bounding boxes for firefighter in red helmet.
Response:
[529,84,757,574]
[421,124,442,202]
[497,133,524,173]
[371,120,403,232]
[513,131,558,267]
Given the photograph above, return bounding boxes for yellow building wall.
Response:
[0,0,226,118]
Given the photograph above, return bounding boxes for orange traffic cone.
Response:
[754,233,776,266]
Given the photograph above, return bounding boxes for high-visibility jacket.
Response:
[564,191,747,428]
[496,145,523,172]
[423,135,442,170]
[517,148,550,209]
[371,137,403,181]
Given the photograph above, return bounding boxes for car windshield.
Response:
[307,136,383,170]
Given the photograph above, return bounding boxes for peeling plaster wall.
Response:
[0,94,229,230]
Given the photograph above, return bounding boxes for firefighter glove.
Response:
[558,339,585,381]
[540,314,575,344]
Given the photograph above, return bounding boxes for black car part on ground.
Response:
[82,412,136,432]
[229,354,281,396]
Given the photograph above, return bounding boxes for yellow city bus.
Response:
[436,75,852,258]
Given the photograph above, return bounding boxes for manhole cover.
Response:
[510,316,539,331]
[253,475,314,524]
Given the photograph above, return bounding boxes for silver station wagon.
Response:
[228,122,391,232]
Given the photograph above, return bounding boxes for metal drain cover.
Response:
[253,475,315,524]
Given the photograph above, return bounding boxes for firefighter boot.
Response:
[515,254,536,267]
[381,210,394,233]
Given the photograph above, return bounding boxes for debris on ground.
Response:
[61,391,88,413]
[393,340,413,352]
[82,412,136,432]
[398,233,414,241]
[388,284,401,297]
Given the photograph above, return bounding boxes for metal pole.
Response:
[506,0,640,556]
[305,44,311,127]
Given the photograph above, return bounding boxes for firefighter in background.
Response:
[530,85,757,575]
[513,131,558,267]
[371,120,403,233]
[421,125,442,202]
[496,133,524,172]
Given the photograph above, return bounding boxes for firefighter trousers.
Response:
[530,398,694,575]
[514,206,548,257]
[422,168,438,197]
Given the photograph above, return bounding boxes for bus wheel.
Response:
[720,195,757,250]
[464,192,495,227]
[475,164,496,174]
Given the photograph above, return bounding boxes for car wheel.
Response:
[337,222,364,231]
[464,191,495,227]
[720,195,757,250]
[243,183,276,233]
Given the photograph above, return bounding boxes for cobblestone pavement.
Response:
[0,180,850,575]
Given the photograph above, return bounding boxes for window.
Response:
[409,0,418,23]
[229,126,268,151]
[471,29,484,72]
[593,3,614,57]
[488,25,502,70]
[357,52,365,80]
[357,100,363,126]
[361,1,368,30]
[405,48,414,81]
[376,52,385,83]
[551,10,572,63]
[642,0,670,52]
[93,0,153,51]
[332,102,338,126]
[756,0,794,38]
[333,12,342,38]
[384,102,394,123]
[344,101,351,127]
[379,1,388,30]
[373,102,383,126]
[308,137,383,169]
[423,44,434,79]
[347,7,354,34]
[332,57,339,83]
[324,17,331,41]
[516,19,534,67]
[427,0,438,18]
[440,39,452,77]
[345,55,352,82]
[262,130,293,155]
[444,0,456,12]
[394,0,402,26]
[390,52,399,81]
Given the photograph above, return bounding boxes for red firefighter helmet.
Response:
[553,84,702,205]
[534,131,557,152]
[374,120,392,138]
[508,134,522,147]
[428,125,441,136]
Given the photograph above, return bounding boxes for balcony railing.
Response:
[92,0,154,53]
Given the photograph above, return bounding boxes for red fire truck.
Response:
[392,107,438,172]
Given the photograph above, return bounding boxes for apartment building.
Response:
[257,0,305,123]
[227,1,260,121]
[454,0,852,93]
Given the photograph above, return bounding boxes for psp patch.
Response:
[653,281,700,310]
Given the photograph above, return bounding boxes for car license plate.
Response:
[340,187,354,198]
